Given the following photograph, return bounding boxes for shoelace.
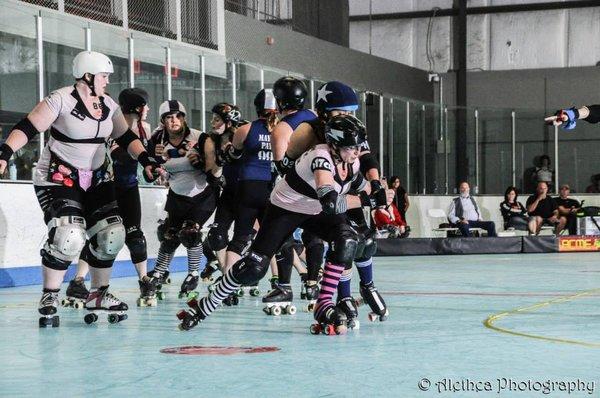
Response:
[41,292,57,306]
[103,291,120,305]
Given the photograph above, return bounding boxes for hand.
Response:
[385,189,395,206]
[538,193,546,200]
[144,165,165,182]
[154,144,165,157]
[0,160,6,176]
[548,216,558,223]
[460,219,469,224]
[545,108,577,130]
[187,151,201,167]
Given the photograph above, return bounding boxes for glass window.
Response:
[391,98,408,192]
[263,67,286,88]
[204,53,232,127]
[0,3,39,181]
[234,63,262,122]
[171,47,203,131]
[477,108,513,195]
[514,109,550,195]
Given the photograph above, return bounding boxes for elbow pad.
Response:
[274,153,296,176]
[359,152,379,176]
[0,143,14,163]
[114,129,139,149]
[222,145,243,164]
[12,117,41,140]
[585,105,600,124]
[317,185,347,215]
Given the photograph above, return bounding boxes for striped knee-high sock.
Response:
[355,257,373,285]
[337,270,353,299]
[187,244,203,274]
[314,262,345,320]
[198,269,241,318]
[153,248,174,277]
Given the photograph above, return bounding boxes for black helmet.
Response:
[118,88,148,114]
[272,77,307,112]
[325,114,366,154]
[212,102,242,127]
[253,89,278,117]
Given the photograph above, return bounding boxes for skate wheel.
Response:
[233,296,239,305]
[147,298,157,307]
[309,324,321,334]
[349,320,360,330]
[368,312,381,322]
[84,313,98,325]
[262,306,270,315]
[271,306,282,316]
[176,310,188,320]
[108,314,118,324]
[236,289,244,297]
[287,305,297,315]
[250,288,260,297]
[38,317,49,328]
[157,292,166,300]
[118,314,128,322]
[336,325,348,335]
[325,324,336,335]
[178,323,187,331]
[137,298,145,307]
[60,299,68,307]
[188,291,199,300]
[52,316,60,327]
[74,301,84,310]
[165,277,172,284]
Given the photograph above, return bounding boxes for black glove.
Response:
[370,180,388,207]
[138,152,161,183]
[207,172,226,191]
[274,153,295,176]
[221,145,243,165]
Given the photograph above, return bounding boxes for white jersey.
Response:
[270,144,365,215]
[150,127,208,197]
[33,85,128,186]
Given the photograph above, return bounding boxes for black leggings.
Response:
[228,180,270,255]
[115,184,147,263]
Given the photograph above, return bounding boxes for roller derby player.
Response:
[177,114,386,335]
[0,51,161,326]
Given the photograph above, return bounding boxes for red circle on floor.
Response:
[160,346,280,355]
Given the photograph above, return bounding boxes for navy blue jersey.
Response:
[112,133,148,188]
[239,119,272,181]
[281,109,317,131]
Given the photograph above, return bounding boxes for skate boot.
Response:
[222,292,239,306]
[38,289,60,328]
[359,281,389,322]
[178,271,200,299]
[300,273,308,299]
[208,275,222,293]
[302,281,319,312]
[137,276,158,307]
[177,297,206,331]
[337,296,360,330]
[61,277,89,309]
[310,305,348,335]
[262,285,296,315]
[269,276,279,290]
[200,261,219,283]
[148,269,171,285]
[148,270,169,300]
[84,286,128,325]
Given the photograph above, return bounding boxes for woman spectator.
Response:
[500,186,529,231]
[388,176,409,221]
[373,202,408,238]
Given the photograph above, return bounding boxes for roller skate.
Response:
[236,285,260,297]
[262,285,296,316]
[269,276,279,290]
[208,275,222,293]
[302,281,319,312]
[178,271,200,299]
[309,305,348,335]
[222,292,239,306]
[148,270,170,300]
[176,297,206,331]
[61,277,89,309]
[38,289,60,328]
[337,296,360,330]
[200,260,219,283]
[148,269,171,285]
[359,281,389,322]
[84,286,128,325]
[137,276,158,307]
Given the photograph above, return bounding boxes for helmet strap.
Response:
[83,73,97,96]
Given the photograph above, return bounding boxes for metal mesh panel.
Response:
[128,0,176,40]
[225,0,296,31]
[18,0,58,10]
[64,0,123,26]
[181,0,218,50]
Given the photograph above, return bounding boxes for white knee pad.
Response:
[45,215,87,262]
[87,215,126,260]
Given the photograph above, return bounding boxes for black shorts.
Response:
[115,184,141,231]
[251,202,352,259]
[164,187,216,231]
[233,180,271,239]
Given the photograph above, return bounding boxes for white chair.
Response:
[427,208,459,237]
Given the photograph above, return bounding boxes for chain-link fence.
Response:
[225,0,298,32]
[64,0,123,26]
[19,0,58,10]
[181,0,219,49]
[128,0,176,39]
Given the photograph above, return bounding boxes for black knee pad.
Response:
[357,236,377,260]
[160,234,180,254]
[178,220,202,248]
[156,219,168,242]
[228,234,253,256]
[207,227,228,251]
[126,228,147,263]
[40,248,71,271]
[326,226,358,267]
[231,251,270,285]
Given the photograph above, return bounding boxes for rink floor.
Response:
[1,253,600,397]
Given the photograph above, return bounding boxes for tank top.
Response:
[281,109,317,131]
[239,119,272,181]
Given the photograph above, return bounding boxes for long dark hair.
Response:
[504,186,518,202]
[388,176,400,189]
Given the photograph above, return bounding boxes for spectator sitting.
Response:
[526,181,566,235]
[448,181,497,237]
[388,176,409,221]
[532,154,555,191]
[499,186,529,231]
[554,184,581,235]
[373,202,409,238]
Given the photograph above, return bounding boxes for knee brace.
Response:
[231,251,270,285]
[125,227,147,263]
[87,215,126,262]
[178,220,202,248]
[227,234,253,256]
[326,226,358,268]
[207,227,228,251]
[41,215,87,270]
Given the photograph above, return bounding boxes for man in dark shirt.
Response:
[554,184,581,235]
[526,181,566,235]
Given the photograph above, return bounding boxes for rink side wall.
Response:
[3,181,600,287]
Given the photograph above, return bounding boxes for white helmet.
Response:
[72,51,114,79]
[159,100,187,121]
